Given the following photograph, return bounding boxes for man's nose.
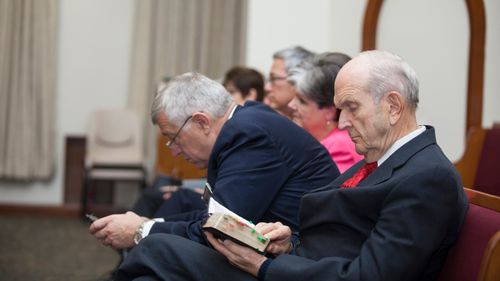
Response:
[169,145,182,157]
[288,97,298,111]
[264,80,272,93]
[338,111,351,130]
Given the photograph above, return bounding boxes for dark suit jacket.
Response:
[266,126,468,281]
[151,102,339,244]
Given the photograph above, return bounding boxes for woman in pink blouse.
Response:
[288,52,362,173]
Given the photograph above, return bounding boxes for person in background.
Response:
[90,72,339,251]
[223,66,265,105]
[264,46,314,118]
[288,52,362,173]
[116,50,468,281]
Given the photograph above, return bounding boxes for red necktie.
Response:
[341,162,377,188]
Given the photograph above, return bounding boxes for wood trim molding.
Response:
[0,203,80,218]
[361,0,486,135]
[465,0,486,133]
[361,0,383,51]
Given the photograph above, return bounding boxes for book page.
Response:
[208,197,255,228]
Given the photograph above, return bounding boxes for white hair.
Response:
[151,72,233,126]
[358,50,419,110]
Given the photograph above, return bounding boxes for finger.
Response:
[93,229,108,240]
[255,222,280,234]
[205,232,232,257]
[163,193,172,200]
[90,215,113,233]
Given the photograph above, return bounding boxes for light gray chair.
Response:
[81,108,146,216]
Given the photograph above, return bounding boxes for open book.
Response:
[203,198,270,253]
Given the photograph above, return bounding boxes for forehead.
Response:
[270,58,286,74]
[334,62,368,105]
[334,79,368,107]
[156,112,177,134]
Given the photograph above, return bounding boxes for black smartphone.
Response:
[85,213,99,223]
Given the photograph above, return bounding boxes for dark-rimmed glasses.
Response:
[267,75,288,85]
[166,116,193,148]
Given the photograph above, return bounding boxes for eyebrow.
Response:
[336,96,354,107]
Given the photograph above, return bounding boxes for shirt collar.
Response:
[227,104,238,120]
[377,125,426,166]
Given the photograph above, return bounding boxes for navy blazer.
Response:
[150,102,339,243]
[266,126,468,281]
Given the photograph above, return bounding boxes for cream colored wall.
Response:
[0,0,134,205]
[246,0,500,162]
[0,0,498,205]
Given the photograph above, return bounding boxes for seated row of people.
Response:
[131,48,362,221]
[90,50,468,281]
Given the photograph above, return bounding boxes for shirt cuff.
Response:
[142,218,165,236]
[257,258,273,281]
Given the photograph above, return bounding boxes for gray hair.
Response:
[151,72,233,126]
[289,52,351,109]
[273,46,315,74]
[359,50,419,110]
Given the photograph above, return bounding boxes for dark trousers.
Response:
[132,176,182,217]
[153,188,205,218]
[132,175,205,219]
[116,233,257,281]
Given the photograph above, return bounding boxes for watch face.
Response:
[133,232,142,245]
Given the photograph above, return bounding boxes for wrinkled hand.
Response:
[89,211,147,250]
[255,222,292,255]
[205,231,267,277]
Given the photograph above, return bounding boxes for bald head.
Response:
[333,50,420,162]
[335,50,419,110]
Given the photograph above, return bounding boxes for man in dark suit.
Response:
[89,72,339,249]
[116,50,468,281]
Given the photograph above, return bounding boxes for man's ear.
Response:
[386,91,404,125]
[191,113,211,134]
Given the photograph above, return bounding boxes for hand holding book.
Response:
[203,213,270,253]
[203,198,269,253]
[203,198,293,254]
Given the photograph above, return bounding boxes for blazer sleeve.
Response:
[265,166,462,281]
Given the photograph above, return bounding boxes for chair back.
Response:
[437,188,500,281]
[86,109,144,168]
[474,128,500,196]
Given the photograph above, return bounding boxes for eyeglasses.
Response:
[267,75,288,85]
[166,116,192,148]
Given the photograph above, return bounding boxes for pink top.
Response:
[320,128,363,173]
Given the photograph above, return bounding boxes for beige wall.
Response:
[0,0,499,205]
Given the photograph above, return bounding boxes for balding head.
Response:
[333,50,420,162]
[336,50,419,111]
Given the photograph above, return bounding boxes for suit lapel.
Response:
[361,125,437,187]
[310,126,437,193]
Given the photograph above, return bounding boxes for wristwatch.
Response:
[133,220,149,245]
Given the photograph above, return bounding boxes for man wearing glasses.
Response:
[116,51,468,281]
[264,46,314,119]
[89,72,339,252]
